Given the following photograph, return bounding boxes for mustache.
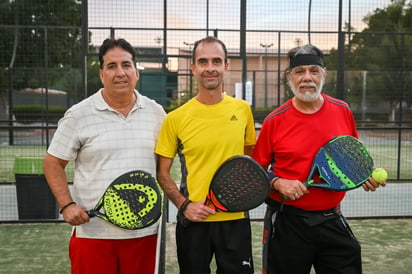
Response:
[202,72,219,77]
[298,82,317,88]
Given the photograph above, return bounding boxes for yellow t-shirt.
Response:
[155,94,256,221]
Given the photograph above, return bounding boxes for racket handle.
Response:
[281,181,311,200]
[86,210,96,217]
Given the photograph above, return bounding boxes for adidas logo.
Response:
[230,115,238,121]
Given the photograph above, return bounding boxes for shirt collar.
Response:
[94,89,144,111]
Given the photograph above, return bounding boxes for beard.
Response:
[290,80,323,102]
[199,72,222,90]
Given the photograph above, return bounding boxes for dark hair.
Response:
[98,38,136,69]
[287,44,325,70]
[191,36,228,64]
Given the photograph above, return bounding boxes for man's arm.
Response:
[156,155,186,209]
[43,153,89,225]
[156,155,215,222]
[244,145,255,157]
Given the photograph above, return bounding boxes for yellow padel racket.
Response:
[87,170,163,230]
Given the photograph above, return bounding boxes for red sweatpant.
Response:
[69,230,157,274]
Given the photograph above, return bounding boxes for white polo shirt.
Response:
[47,89,166,239]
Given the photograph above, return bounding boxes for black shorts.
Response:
[175,218,254,274]
[263,202,362,274]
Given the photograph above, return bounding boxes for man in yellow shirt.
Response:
[155,36,256,273]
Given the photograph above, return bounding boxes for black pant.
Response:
[176,218,254,274]
[263,202,362,274]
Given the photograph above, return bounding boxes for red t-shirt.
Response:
[253,94,358,211]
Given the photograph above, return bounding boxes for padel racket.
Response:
[303,135,374,191]
[204,155,270,212]
[87,170,163,230]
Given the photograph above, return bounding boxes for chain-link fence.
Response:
[1,0,411,221]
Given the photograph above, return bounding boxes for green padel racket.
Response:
[304,135,374,191]
[87,170,163,230]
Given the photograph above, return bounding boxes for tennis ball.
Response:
[372,168,388,183]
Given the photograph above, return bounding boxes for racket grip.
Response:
[303,181,312,187]
[86,210,96,217]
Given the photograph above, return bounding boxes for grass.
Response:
[1,141,412,183]
[0,219,411,273]
[0,223,72,273]
[0,146,74,183]
[1,141,411,273]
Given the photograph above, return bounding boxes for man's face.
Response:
[191,41,229,90]
[287,65,326,102]
[99,47,139,95]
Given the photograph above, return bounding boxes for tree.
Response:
[0,0,82,98]
[326,0,412,121]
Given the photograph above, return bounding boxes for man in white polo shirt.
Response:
[43,38,165,274]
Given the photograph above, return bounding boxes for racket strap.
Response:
[262,205,279,273]
[176,199,192,227]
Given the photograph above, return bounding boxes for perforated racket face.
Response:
[206,156,269,212]
[101,171,162,229]
[309,136,374,190]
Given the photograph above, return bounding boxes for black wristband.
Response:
[59,201,76,214]
[271,177,281,191]
[177,199,192,227]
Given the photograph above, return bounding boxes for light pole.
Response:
[260,43,273,108]
[183,42,194,99]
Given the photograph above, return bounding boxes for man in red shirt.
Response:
[253,44,386,274]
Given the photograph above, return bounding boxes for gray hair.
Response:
[287,44,325,70]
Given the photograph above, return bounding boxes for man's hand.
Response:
[362,177,387,192]
[62,204,90,226]
[273,178,309,200]
[184,201,216,222]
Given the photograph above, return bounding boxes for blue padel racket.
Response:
[205,155,270,212]
[87,170,163,230]
[303,135,374,191]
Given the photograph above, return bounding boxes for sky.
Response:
[86,0,392,51]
